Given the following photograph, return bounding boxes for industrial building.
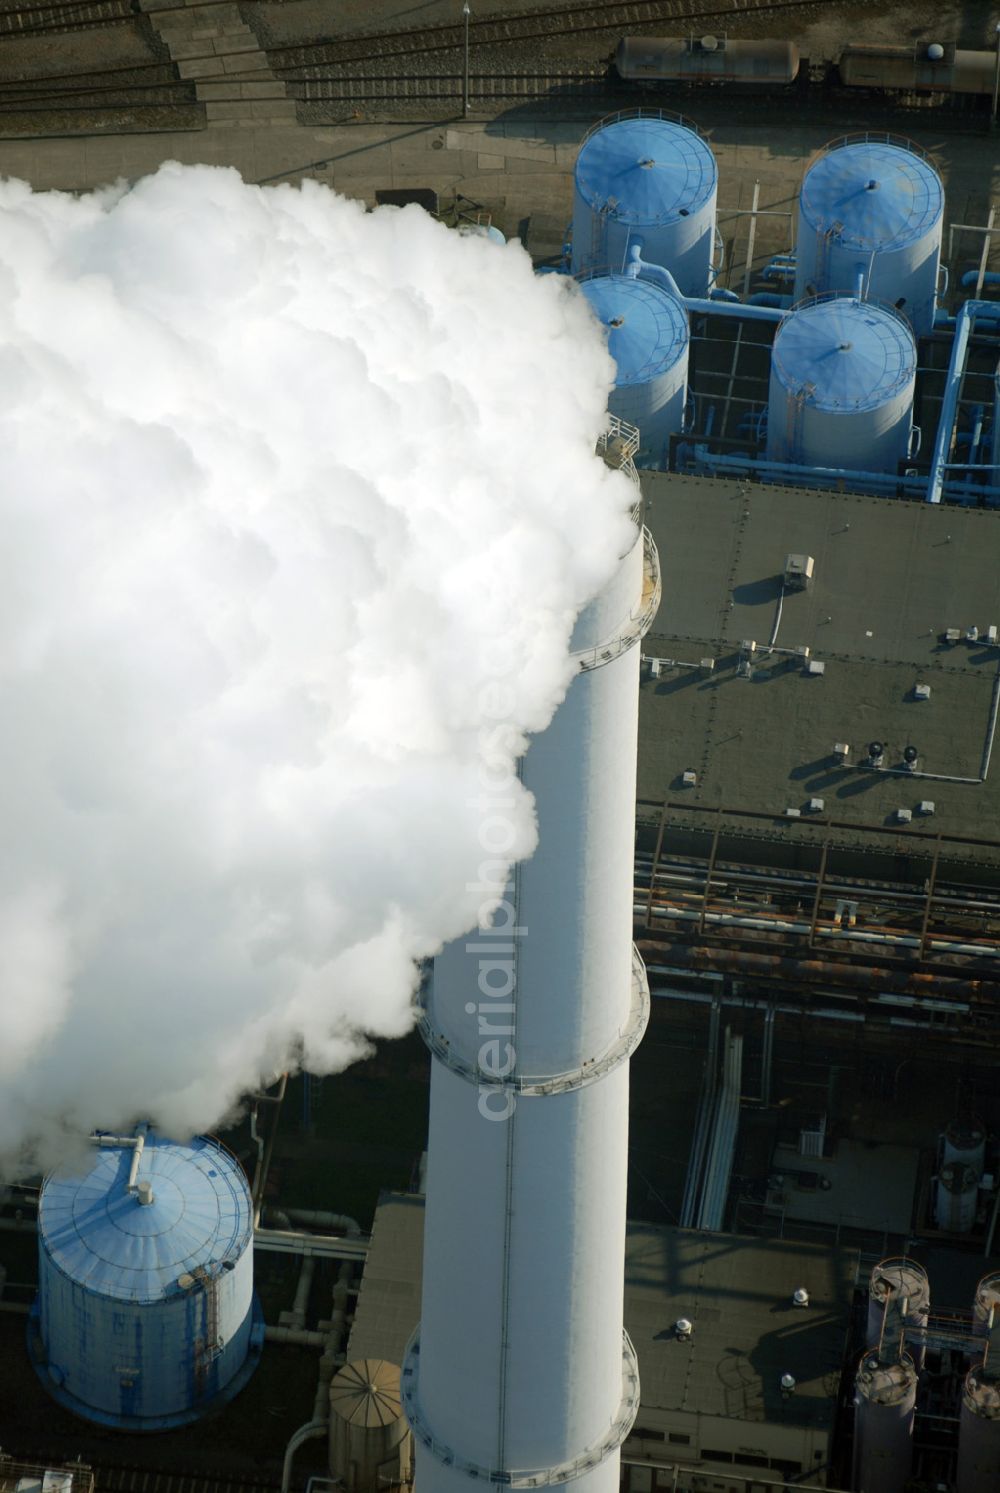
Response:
[347,1194,854,1488]
[3,42,1000,1493]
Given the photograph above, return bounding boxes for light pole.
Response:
[462,2,471,118]
[992,23,1000,130]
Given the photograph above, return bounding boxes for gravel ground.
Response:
[0,4,997,154]
[242,0,1000,54]
[253,0,1000,127]
[0,16,200,138]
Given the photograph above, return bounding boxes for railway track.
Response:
[268,0,828,70]
[5,1461,280,1493]
[0,0,135,37]
[0,66,613,110]
[292,66,612,104]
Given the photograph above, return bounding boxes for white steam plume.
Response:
[0,163,633,1174]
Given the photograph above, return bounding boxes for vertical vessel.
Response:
[853,1350,917,1493]
[935,1161,979,1233]
[329,1359,413,1490]
[793,134,943,336]
[767,295,917,473]
[29,1127,261,1429]
[578,273,689,466]
[571,110,718,295]
[943,1118,987,1174]
[402,424,655,1488]
[957,1367,1000,1493]
[866,1258,929,1370]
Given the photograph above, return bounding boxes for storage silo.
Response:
[329,1360,413,1491]
[935,1161,979,1234]
[793,135,943,336]
[867,1258,929,1369]
[973,1272,1000,1338]
[853,1350,917,1493]
[957,1366,1000,1493]
[571,110,717,295]
[29,1127,262,1430]
[943,1118,987,1174]
[578,273,689,464]
[766,295,916,473]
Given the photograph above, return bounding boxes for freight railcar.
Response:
[614,36,999,107]
[615,34,800,87]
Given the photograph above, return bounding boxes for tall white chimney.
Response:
[402,421,656,1488]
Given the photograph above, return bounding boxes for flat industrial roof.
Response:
[626,1225,856,1428]
[348,1196,855,1431]
[639,472,1000,865]
[346,1191,425,1367]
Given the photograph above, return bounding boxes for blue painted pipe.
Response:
[960,270,1000,288]
[749,292,791,308]
[689,444,927,495]
[927,300,1000,504]
[625,244,785,323]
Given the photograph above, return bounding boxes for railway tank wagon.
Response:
[839,43,998,98]
[792,135,944,337]
[571,110,718,296]
[615,35,799,86]
[29,1127,263,1430]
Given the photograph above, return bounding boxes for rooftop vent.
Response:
[783,554,815,592]
[676,1318,693,1340]
[780,1373,796,1397]
[868,741,885,767]
[793,1288,810,1308]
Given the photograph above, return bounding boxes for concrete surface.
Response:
[0,107,997,289]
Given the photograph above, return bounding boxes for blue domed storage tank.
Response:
[579,272,689,464]
[767,296,917,473]
[793,135,943,337]
[29,1127,262,1430]
[571,110,717,295]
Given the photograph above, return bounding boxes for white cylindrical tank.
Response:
[29,1129,260,1430]
[936,1161,979,1233]
[404,434,653,1489]
[973,1272,1000,1338]
[943,1118,987,1174]
[767,295,916,473]
[578,274,689,465]
[793,135,943,337]
[329,1359,412,1491]
[957,1366,1000,1493]
[571,110,717,295]
[867,1258,929,1370]
[853,1350,917,1493]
